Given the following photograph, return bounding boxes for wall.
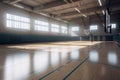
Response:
[0,3,81,44]
[69,15,107,36]
[80,35,113,41]
[68,15,117,41]
[0,33,80,44]
[0,3,69,36]
[0,3,117,44]
[68,18,85,36]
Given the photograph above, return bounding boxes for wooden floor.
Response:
[0,41,120,80]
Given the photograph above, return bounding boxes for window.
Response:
[35,20,49,31]
[61,26,68,34]
[111,24,116,29]
[6,13,30,30]
[71,27,79,31]
[90,25,98,30]
[51,24,59,32]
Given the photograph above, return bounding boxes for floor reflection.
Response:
[4,53,30,80]
[50,48,60,66]
[108,52,118,65]
[2,41,119,80]
[61,51,68,60]
[34,50,49,73]
[71,50,80,60]
[89,50,99,63]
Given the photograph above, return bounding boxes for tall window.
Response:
[61,26,68,34]
[111,24,116,29]
[71,27,79,31]
[51,24,59,32]
[90,25,98,30]
[34,20,49,31]
[6,13,30,30]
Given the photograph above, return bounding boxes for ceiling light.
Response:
[39,12,49,17]
[83,14,87,17]
[75,8,81,13]
[102,10,105,15]
[98,0,102,6]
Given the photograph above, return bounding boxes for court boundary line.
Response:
[63,57,88,80]
[39,60,72,80]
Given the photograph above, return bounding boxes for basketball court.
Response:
[0,0,120,80]
[0,41,120,80]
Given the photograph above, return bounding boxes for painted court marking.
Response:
[39,57,88,80]
[39,60,72,80]
[63,57,88,80]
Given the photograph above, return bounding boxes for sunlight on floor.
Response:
[7,41,102,50]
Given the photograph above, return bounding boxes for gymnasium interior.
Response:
[0,0,120,80]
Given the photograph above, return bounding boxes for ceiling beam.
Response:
[51,0,97,14]
[33,0,80,11]
[61,11,102,19]
[19,2,33,9]
[67,14,104,21]
[10,0,22,4]
[60,1,120,19]
[3,0,32,10]
[60,6,105,17]
[2,0,22,4]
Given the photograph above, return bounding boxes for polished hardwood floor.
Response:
[0,41,120,80]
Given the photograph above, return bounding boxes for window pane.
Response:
[6,13,30,30]
[90,25,98,30]
[71,27,79,31]
[7,14,10,19]
[111,24,116,29]
[61,26,68,34]
[7,20,12,27]
[51,24,59,32]
[34,20,49,31]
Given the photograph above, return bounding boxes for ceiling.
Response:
[2,0,106,21]
[108,0,120,24]
[2,0,120,26]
